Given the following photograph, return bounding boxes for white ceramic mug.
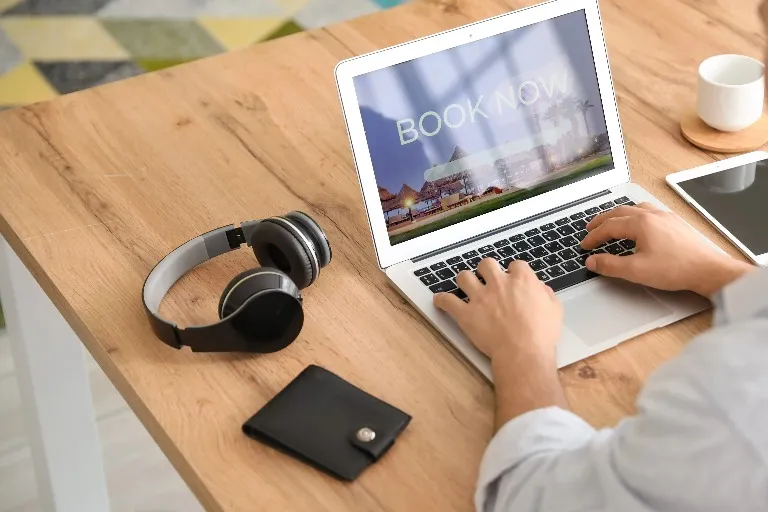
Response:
[697,54,765,132]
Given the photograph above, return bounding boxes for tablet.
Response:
[667,151,768,266]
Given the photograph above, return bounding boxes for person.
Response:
[434,200,768,511]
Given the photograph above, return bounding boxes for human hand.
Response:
[580,203,752,297]
[433,259,563,362]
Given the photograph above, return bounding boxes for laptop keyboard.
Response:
[412,197,637,301]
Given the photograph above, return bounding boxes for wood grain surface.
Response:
[0,0,762,510]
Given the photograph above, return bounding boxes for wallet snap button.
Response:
[356,427,376,442]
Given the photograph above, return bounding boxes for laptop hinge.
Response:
[412,190,612,263]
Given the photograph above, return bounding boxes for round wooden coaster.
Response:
[681,110,768,153]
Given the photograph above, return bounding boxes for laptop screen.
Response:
[353,10,613,246]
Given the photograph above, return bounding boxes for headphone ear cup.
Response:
[284,211,332,267]
[218,267,303,353]
[219,268,261,319]
[248,220,314,289]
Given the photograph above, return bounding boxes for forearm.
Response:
[491,346,567,432]
[691,256,754,298]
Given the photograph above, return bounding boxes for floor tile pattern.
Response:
[0,0,406,109]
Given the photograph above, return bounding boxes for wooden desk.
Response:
[0,0,762,510]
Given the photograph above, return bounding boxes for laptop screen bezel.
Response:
[335,0,630,270]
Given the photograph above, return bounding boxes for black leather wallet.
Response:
[242,365,411,481]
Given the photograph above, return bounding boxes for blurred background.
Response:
[0,0,406,109]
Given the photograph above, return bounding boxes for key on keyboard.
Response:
[543,254,562,266]
[462,250,479,259]
[493,239,510,248]
[619,239,636,250]
[544,241,563,253]
[513,241,532,252]
[530,260,547,271]
[544,268,598,292]
[515,252,534,262]
[478,245,494,254]
[562,260,580,273]
[542,230,560,241]
[557,225,575,236]
[414,267,430,276]
[547,265,566,278]
[570,212,586,220]
[467,257,482,268]
[450,288,467,300]
[510,234,525,242]
[530,247,548,259]
[529,235,546,247]
[560,235,579,247]
[429,280,457,293]
[430,262,447,271]
[435,268,454,280]
[451,263,470,274]
[599,201,615,210]
[498,246,516,258]
[555,217,570,226]
[541,223,556,231]
[585,207,601,215]
[446,256,462,265]
[420,274,439,286]
[572,219,588,231]
[615,196,630,204]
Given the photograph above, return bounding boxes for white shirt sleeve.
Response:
[475,268,768,512]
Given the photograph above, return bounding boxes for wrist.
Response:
[490,339,556,371]
[692,257,753,298]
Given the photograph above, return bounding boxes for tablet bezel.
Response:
[666,150,768,266]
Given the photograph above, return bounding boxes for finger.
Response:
[433,292,466,318]
[456,269,484,298]
[634,202,659,211]
[586,205,646,231]
[477,257,504,284]
[581,217,637,250]
[585,253,638,279]
[506,259,535,278]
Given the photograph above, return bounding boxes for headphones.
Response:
[142,211,331,353]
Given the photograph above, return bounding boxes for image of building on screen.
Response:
[354,11,614,245]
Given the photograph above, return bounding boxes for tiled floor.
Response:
[0,0,407,109]
[0,328,206,511]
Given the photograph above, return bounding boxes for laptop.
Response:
[334,0,708,378]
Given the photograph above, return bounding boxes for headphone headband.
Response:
[142,220,261,348]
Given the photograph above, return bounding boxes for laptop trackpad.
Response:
[563,279,674,346]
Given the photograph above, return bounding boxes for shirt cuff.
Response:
[476,407,595,499]
[713,267,768,326]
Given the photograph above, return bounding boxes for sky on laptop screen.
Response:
[353,10,614,246]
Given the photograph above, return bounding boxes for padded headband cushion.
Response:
[249,219,314,289]
[285,211,332,267]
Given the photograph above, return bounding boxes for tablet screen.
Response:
[677,158,768,256]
